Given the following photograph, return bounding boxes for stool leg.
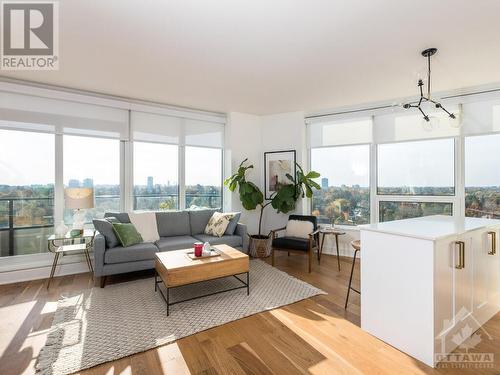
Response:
[271,247,275,266]
[345,249,358,309]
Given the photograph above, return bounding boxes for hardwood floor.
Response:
[1,252,500,374]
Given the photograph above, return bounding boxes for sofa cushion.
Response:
[93,217,120,249]
[272,236,310,251]
[225,212,241,235]
[104,212,130,223]
[156,211,191,237]
[155,235,198,252]
[193,234,242,248]
[104,242,158,264]
[189,209,218,235]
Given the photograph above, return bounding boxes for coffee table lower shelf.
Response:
[154,271,250,316]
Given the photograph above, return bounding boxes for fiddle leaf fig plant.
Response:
[225,158,321,237]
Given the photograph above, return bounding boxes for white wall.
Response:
[225,112,263,235]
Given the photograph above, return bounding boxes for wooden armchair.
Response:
[270,215,320,273]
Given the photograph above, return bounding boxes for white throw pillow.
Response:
[285,220,314,239]
[205,212,234,237]
[128,212,160,243]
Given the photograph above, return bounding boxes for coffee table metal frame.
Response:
[155,270,249,316]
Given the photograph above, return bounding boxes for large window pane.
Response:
[133,142,179,210]
[0,129,54,257]
[465,134,500,219]
[379,201,452,222]
[64,135,120,223]
[377,138,455,195]
[311,145,370,225]
[185,146,222,209]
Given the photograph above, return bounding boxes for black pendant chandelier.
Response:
[403,48,455,122]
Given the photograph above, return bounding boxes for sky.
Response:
[1,129,499,188]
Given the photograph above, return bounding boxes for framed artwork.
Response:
[264,150,296,200]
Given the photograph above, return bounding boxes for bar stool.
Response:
[345,240,360,309]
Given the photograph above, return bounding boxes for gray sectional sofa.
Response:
[93,209,248,287]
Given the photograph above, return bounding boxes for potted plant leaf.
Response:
[224,159,321,257]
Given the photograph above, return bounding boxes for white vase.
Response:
[55,220,68,237]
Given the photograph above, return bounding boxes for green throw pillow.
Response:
[112,223,143,247]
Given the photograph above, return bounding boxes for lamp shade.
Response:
[64,188,94,209]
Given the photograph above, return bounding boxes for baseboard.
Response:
[0,261,90,285]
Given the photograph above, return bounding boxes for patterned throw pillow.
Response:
[204,212,235,237]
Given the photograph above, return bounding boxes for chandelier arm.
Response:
[418,106,428,120]
[439,105,454,118]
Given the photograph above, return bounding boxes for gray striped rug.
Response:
[36,259,325,375]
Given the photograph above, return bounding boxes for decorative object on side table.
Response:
[55,220,69,237]
[47,229,96,289]
[224,158,321,258]
[65,187,94,235]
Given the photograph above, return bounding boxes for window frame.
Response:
[375,137,456,197]
[309,142,372,226]
[307,119,464,228]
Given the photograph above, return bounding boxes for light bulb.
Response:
[449,111,462,128]
[421,116,439,132]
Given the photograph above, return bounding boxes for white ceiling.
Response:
[2,0,500,115]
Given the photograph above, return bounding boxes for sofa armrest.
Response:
[235,223,248,252]
[93,233,106,277]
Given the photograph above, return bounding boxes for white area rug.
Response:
[36,259,325,375]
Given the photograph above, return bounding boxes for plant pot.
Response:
[248,234,272,258]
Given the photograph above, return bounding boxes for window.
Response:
[311,145,370,225]
[185,146,222,209]
[63,135,121,223]
[379,201,452,222]
[133,142,179,210]
[377,138,455,195]
[465,134,500,219]
[0,129,54,257]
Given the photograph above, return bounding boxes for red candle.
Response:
[194,242,203,257]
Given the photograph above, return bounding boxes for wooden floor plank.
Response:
[1,252,500,374]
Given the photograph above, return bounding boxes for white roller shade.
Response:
[308,117,372,147]
[131,111,181,144]
[0,91,129,139]
[462,98,500,135]
[374,105,460,143]
[185,119,224,148]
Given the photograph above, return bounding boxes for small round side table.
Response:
[319,229,346,271]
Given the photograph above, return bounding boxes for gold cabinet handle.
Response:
[455,241,465,269]
[488,231,497,255]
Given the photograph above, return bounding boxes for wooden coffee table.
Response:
[154,244,250,315]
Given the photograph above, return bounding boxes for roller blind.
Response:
[131,111,181,144]
[185,118,224,147]
[307,117,372,147]
[0,91,129,139]
[131,111,224,147]
[462,98,500,135]
[373,105,461,143]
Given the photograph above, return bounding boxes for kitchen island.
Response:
[359,215,500,367]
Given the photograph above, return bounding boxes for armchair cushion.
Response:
[289,214,318,230]
[272,236,311,251]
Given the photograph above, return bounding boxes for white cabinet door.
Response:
[486,227,500,307]
[472,229,488,314]
[471,226,500,325]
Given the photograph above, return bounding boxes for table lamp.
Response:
[65,187,94,234]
